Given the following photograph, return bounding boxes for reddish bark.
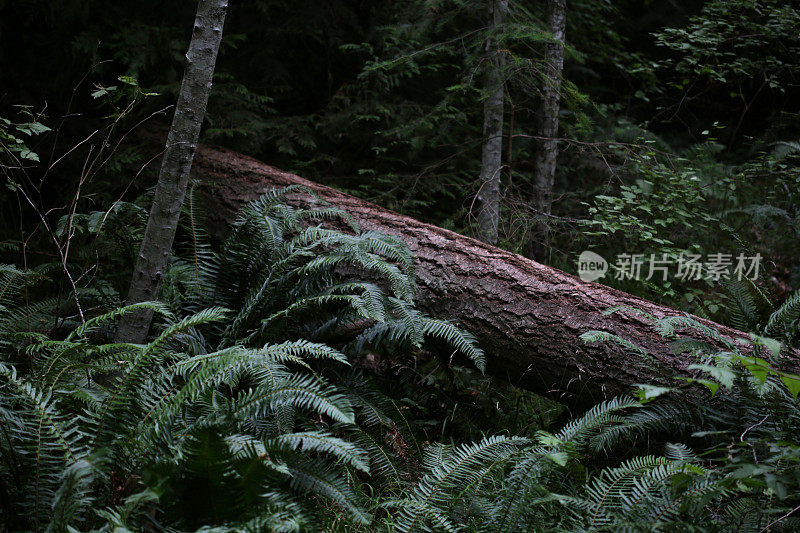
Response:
[193,143,798,408]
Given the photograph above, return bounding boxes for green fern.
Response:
[765,289,800,340]
[0,189,488,530]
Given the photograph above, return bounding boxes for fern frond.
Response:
[393,435,526,533]
[765,289,800,338]
[66,301,172,341]
[286,458,371,525]
[579,330,660,369]
[270,431,369,472]
[556,396,640,450]
[233,374,355,424]
[420,317,485,371]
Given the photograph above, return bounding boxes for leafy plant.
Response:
[0,189,485,530]
[384,309,800,532]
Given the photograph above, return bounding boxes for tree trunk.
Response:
[527,0,566,262]
[116,0,228,344]
[190,143,800,410]
[475,0,508,245]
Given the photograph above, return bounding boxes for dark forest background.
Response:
[3,1,798,310]
[2,1,800,530]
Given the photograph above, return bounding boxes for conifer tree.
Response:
[527,0,566,261]
[475,0,508,245]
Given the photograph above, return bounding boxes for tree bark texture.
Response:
[191,143,800,410]
[116,0,228,344]
[475,0,508,246]
[528,0,566,261]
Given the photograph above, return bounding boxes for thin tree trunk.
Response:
[475,0,508,245]
[116,0,227,344]
[186,143,800,410]
[527,0,566,261]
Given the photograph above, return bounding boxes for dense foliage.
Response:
[2,0,800,530]
[3,191,800,530]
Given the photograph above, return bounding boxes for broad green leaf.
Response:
[780,374,800,398]
[750,334,783,358]
[687,363,735,389]
[546,452,569,466]
[634,383,673,402]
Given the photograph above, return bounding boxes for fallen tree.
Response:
[191,143,798,409]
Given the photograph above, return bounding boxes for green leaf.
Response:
[678,376,720,395]
[634,383,673,402]
[546,452,569,466]
[19,149,39,162]
[535,431,562,447]
[750,334,782,358]
[739,356,773,384]
[91,85,117,99]
[17,122,51,135]
[687,363,735,389]
[780,374,800,398]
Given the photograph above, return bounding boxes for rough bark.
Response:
[475,0,508,245]
[527,0,566,261]
[191,143,800,410]
[116,0,227,344]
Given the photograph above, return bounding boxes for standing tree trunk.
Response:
[527,0,566,261]
[475,0,508,245]
[116,0,228,344]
